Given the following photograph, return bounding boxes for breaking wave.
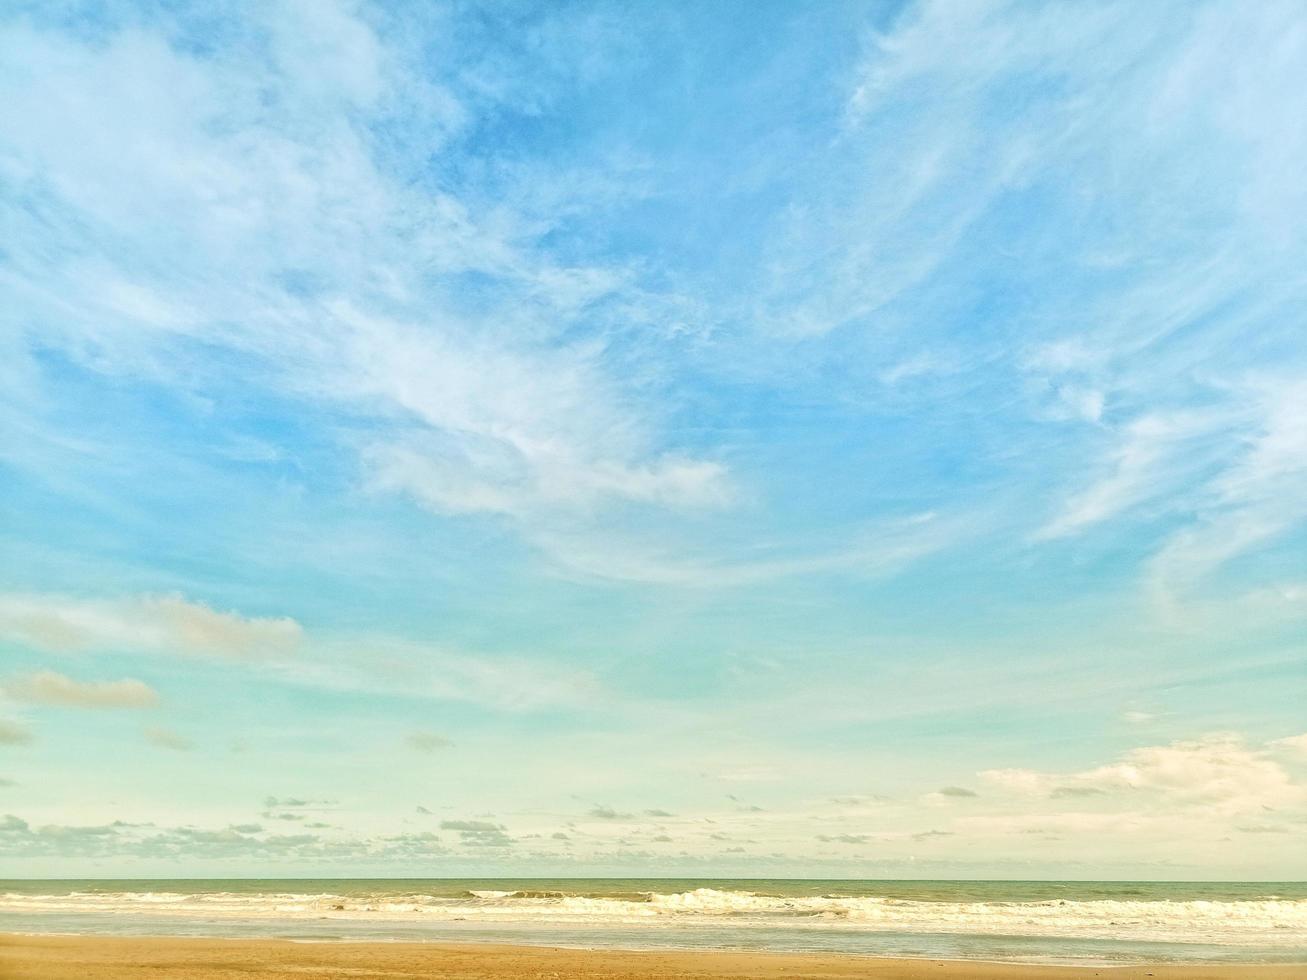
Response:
[3,886,1305,946]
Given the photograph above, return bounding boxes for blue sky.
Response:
[1,0,1305,878]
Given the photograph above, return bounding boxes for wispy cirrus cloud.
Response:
[1036,411,1230,541]
[1147,379,1307,604]
[0,5,731,578]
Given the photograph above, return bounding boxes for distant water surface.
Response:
[3,879,1305,966]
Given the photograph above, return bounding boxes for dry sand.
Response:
[1,934,1302,980]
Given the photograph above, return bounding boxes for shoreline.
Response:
[2,934,1304,980]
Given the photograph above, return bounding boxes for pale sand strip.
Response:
[0,935,1302,980]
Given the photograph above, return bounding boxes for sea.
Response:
[2,878,1305,966]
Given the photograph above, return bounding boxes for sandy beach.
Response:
[0,935,1301,980]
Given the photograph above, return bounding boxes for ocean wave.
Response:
[3,887,1305,945]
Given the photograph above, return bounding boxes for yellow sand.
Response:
[1,934,1302,980]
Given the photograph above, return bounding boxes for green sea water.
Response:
[2,878,1304,966]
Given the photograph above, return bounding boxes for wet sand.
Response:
[0,934,1301,980]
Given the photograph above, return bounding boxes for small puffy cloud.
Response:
[589,805,634,820]
[406,732,453,752]
[265,796,309,808]
[912,829,954,841]
[262,797,335,820]
[651,834,673,842]
[643,808,675,817]
[440,819,511,847]
[0,721,33,745]
[829,794,888,807]
[939,785,978,797]
[550,831,569,840]
[0,592,301,659]
[817,833,870,844]
[416,805,432,815]
[5,671,159,709]
[144,727,193,751]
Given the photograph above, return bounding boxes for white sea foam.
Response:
[2,887,1306,946]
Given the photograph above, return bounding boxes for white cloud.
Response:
[0,10,731,575]
[0,593,302,659]
[1148,379,1307,601]
[980,733,1303,815]
[830,0,1307,599]
[367,434,731,520]
[4,671,159,709]
[1037,411,1225,540]
[406,732,453,753]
